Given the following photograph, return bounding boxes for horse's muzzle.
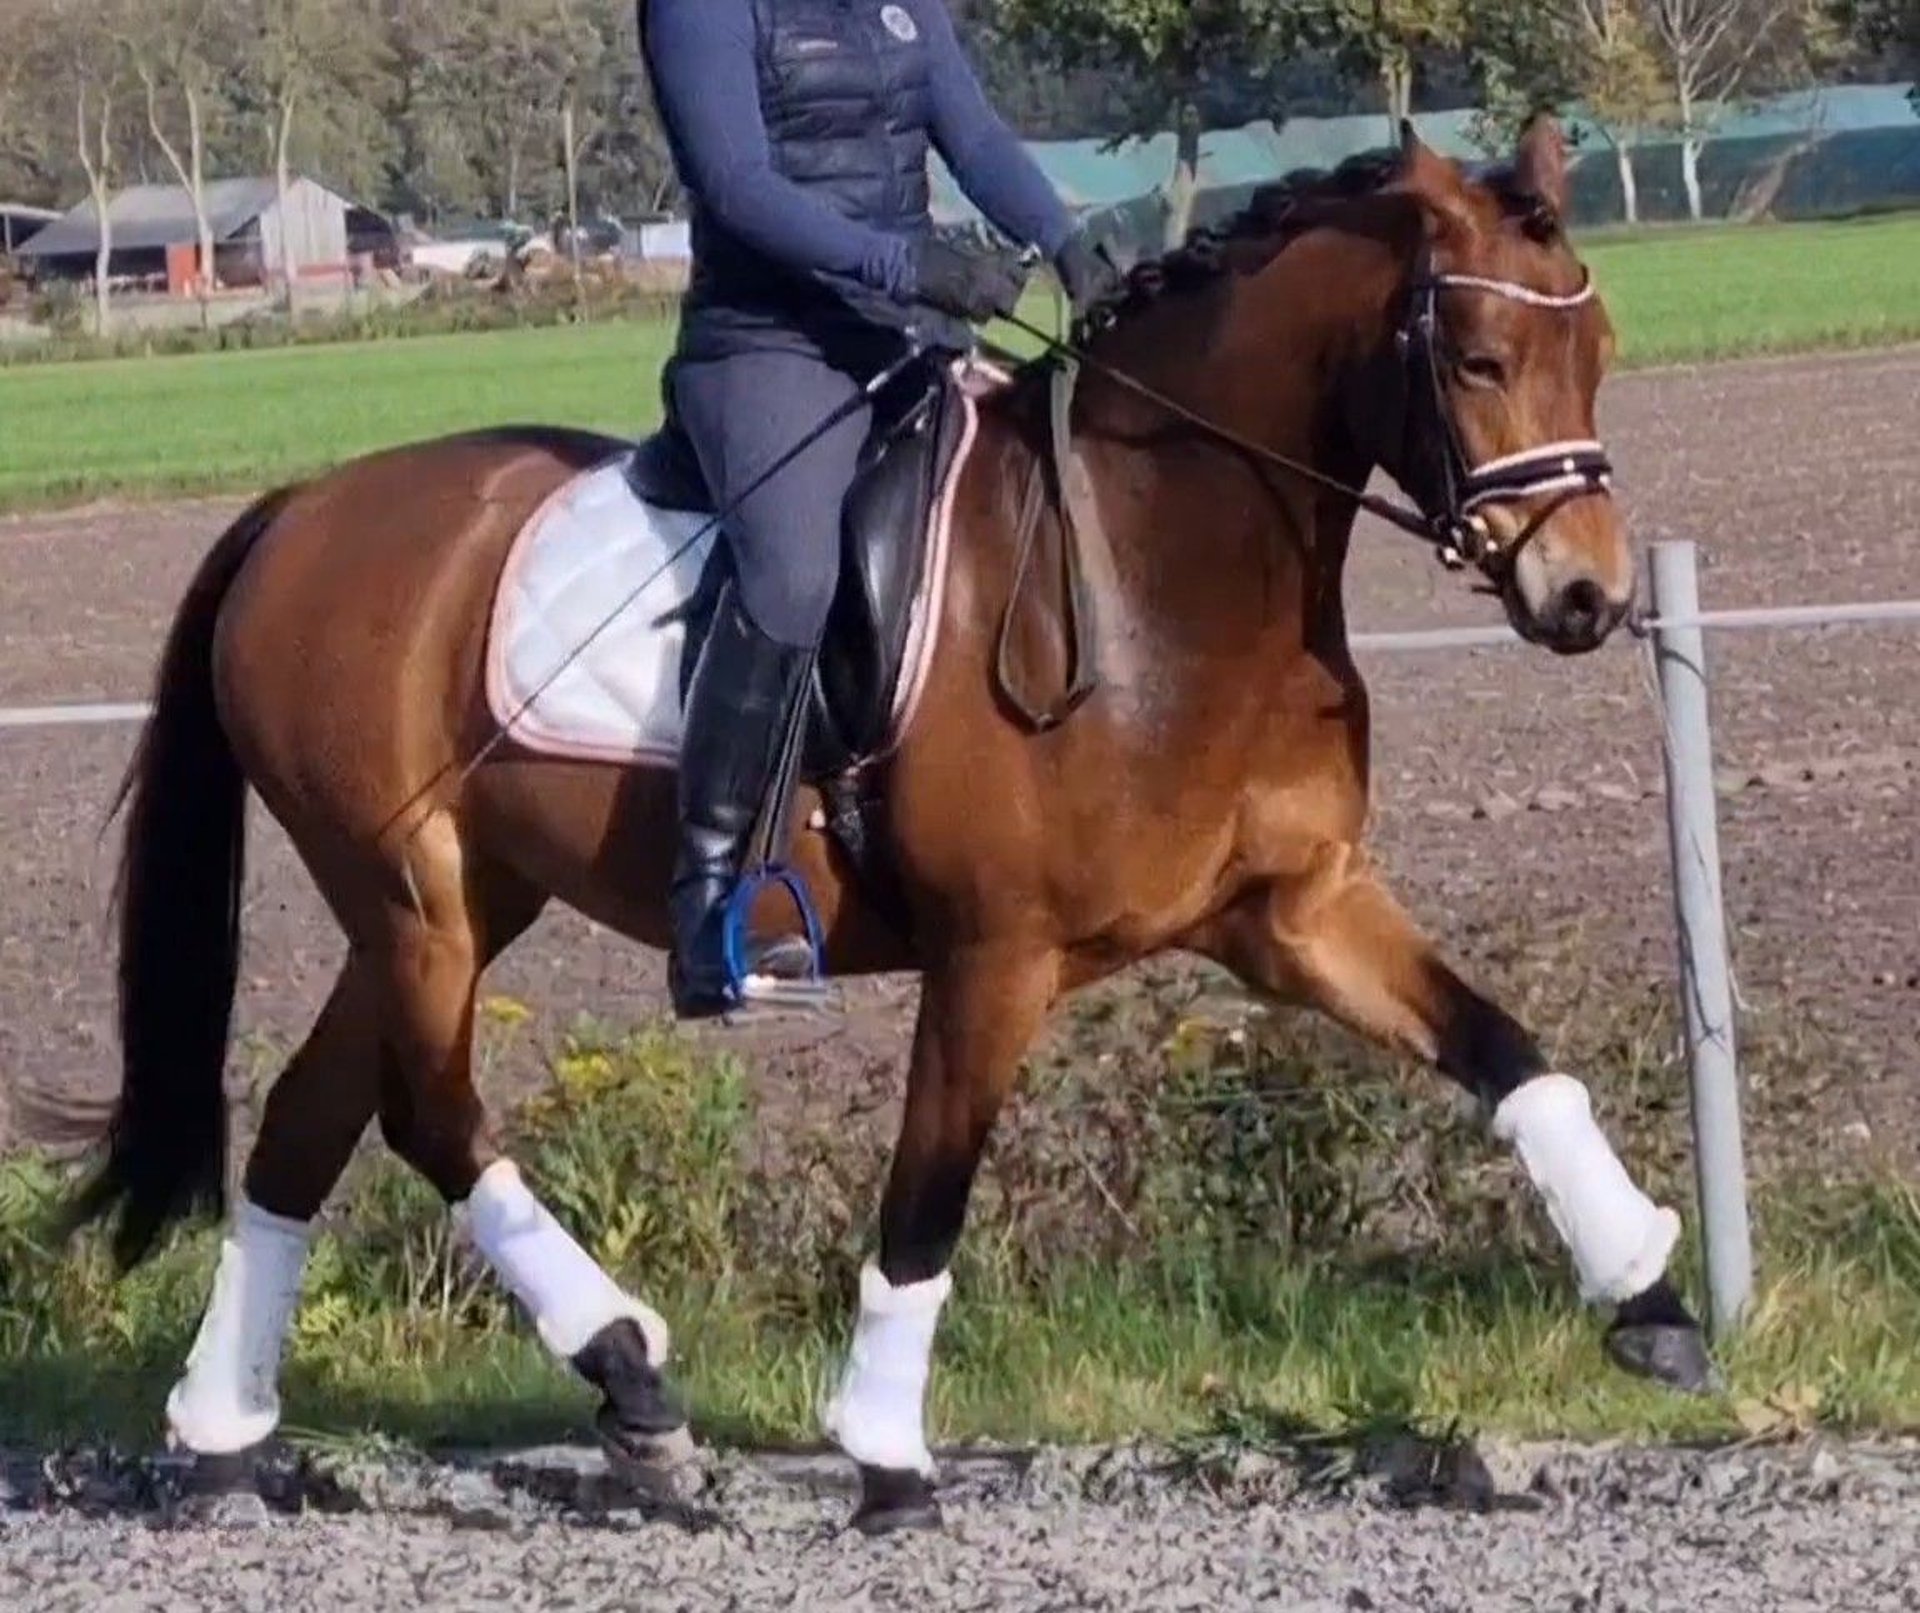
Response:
[1538,577,1627,654]
[1506,573,1629,655]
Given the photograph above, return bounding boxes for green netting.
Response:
[934,83,1919,257]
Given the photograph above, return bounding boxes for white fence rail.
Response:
[7,540,1920,1338]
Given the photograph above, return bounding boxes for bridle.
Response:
[999,240,1618,581]
[1396,248,1615,573]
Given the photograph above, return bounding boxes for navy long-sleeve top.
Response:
[646,0,1073,307]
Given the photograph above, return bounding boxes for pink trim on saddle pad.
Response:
[483,356,1000,769]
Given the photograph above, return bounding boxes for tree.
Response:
[993,0,1297,248]
[1830,0,1920,100]
[26,0,137,333]
[120,0,232,321]
[1643,0,1840,219]
[1470,0,1667,223]
[1302,0,1472,135]
[234,0,392,311]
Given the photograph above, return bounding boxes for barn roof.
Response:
[17,177,337,258]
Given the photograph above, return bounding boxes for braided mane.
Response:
[1070,148,1409,338]
[1049,142,1557,350]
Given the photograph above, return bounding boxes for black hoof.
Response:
[177,1447,262,1499]
[852,1465,942,1536]
[158,1447,279,1528]
[1606,1281,1720,1394]
[571,1318,696,1474]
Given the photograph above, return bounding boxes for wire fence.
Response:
[4,544,1918,1337]
[7,596,1919,733]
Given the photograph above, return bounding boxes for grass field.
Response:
[5,1008,1919,1454]
[1,215,1916,513]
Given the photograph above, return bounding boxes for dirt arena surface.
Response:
[2,345,1917,1177]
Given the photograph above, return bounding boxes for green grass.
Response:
[1,214,1916,515]
[0,319,676,511]
[4,1008,1918,1456]
[1583,214,1920,366]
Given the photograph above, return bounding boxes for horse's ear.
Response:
[1398,119,1462,197]
[1514,112,1570,216]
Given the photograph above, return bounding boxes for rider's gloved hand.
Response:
[1054,232,1124,320]
[909,235,1030,324]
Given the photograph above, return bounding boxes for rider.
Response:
[640,0,1121,1019]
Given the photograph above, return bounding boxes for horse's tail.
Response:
[66,487,293,1271]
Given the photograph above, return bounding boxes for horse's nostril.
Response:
[1557,579,1609,639]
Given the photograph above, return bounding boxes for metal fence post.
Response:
[1648,540,1753,1338]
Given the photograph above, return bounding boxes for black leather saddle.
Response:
[624,353,969,780]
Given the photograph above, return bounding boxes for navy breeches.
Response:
[670,332,911,649]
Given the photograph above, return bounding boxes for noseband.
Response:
[1397,256,1616,572]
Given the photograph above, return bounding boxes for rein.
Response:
[997,254,1616,575]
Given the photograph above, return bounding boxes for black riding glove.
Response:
[1054,232,1124,320]
[910,236,1030,324]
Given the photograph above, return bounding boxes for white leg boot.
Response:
[1492,1073,1681,1304]
[821,1262,953,1475]
[458,1160,671,1363]
[166,1198,315,1455]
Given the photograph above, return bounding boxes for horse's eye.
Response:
[1458,354,1508,388]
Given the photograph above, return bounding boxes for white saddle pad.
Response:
[485,459,718,766]
[485,363,998,766]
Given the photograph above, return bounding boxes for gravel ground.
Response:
[3,1439,1919,1611]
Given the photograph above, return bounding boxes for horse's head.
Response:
[1373,116,1630,654]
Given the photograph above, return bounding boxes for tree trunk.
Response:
[1681,136,1705,221]
[1676,81,1705,222]
[75,88,113,338]
[1729,134,1819,223]
[1614,138,1640,226]
[144,72,217,326]
[275,95,299,317]
[563,96,585,320]
[1163,103,1201,253]
[189,89,215,325]
[1382,55,1414,139]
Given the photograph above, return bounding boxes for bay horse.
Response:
[71,119,1712,1532]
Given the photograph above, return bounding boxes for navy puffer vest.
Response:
[691,0,935,330]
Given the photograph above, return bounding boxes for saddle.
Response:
[624,353,970,782]
[595,348,1098,943]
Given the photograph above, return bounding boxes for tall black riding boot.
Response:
[669,582,815,1020]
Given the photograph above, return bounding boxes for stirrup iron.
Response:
[719,865,838,1022]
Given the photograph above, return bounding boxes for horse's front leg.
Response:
[1197,843,1715,1393]
[822,943,1058,1534]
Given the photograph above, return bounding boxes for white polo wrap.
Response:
[821,1262,953,1475]
[166,1197,315,1455]
[1492,1073,1681,1304]
[459,1160,671,1363]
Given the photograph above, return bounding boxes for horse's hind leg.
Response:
[163,958,387,1461]
[1197,844,1714,1393]
[365,833,692,1473]
[164,869,540,1464]
[164,848,687,1473]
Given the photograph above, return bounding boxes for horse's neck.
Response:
[1076,228,1402,635]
